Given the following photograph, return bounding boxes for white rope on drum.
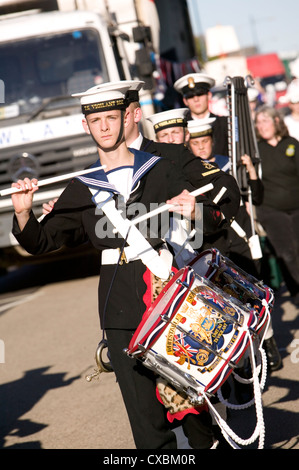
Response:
[217,299,271,408]
[203,335,266,448]
[217,343,268,410]
[202,300,272,449]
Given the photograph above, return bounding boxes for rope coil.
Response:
[203,313,270,449]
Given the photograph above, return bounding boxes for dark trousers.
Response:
[105,328,177,449]
[181,412,214,449]
[105,329,216,449]
[256,205,299,295]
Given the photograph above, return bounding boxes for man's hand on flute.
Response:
[166,189,196,219]
[11,177,39,231]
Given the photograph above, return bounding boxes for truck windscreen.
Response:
[0,28,109,119]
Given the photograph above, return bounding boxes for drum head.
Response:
[190,248,274,323]
[190,249,218,278]
[128,268,194,355]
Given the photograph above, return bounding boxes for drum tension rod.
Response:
[176,279,242,328]
[124,344,146,358]
[160,314,237,370]
[208,261,222,271]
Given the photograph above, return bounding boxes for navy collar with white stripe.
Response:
[76,148,161,195]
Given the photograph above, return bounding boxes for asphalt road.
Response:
[0,255,298,454]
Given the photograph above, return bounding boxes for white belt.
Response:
[102,245,173,270]
[91,189,172,280]
[102,246,139,265]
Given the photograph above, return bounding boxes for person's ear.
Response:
[123,109,131,128]
[133,106,143,123]
[82,117,90,135]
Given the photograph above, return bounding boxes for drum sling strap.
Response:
[90,188,173,281]
[85,188,174,381]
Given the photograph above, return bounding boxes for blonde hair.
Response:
[255,105,289,140]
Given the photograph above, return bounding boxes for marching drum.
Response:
[190,248,274,333]
[126,266,261,404]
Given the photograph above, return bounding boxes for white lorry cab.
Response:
[0,0,198,268]
[0,1,157,266]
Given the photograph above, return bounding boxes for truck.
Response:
[0,0,198,268]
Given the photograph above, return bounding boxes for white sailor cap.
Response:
[285,79,299,104]
[187,118,216,138]
[147,108,189,133]
[88,79,145,103]
[247,87,260,102]
[72,82,132,115]
[174,73,216,97]
[123,80,145,103]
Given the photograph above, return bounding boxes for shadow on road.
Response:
[0,366,80,449]
[0,250,100,295]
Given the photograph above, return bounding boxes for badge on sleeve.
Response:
[286,144,295,157]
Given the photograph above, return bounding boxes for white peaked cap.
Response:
[72,82,133,114]
[187,117,216,137]
[72,82,130,105]
[174,73,216,95]
[286,79,299,103]
[147,108,189,132]
[247,87,260,102]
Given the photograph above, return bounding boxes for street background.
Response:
[0,255,298,450]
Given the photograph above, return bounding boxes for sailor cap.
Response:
[187,118,216,138]
[123,80,145,103]
[88,79,145,103]
[72,82,132,115]
[247,87,260,102]
[147,108,189,133]
[174,73,216,97]
[282,79,299,104]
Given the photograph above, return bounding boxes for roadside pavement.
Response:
[0,261,298,451]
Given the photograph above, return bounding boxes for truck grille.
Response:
[0,134,98,193]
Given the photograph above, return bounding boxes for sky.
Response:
[187,0,299,58]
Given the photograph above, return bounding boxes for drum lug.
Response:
[248,327,258,339]
[185,388,206,406]
[208,261,220,270]
[124,344,147,358]
[175,279,189,289]
[136,343,147,353]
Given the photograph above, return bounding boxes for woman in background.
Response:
[255,105,299,311]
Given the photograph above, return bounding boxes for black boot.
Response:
[263,336,282,372]
[233,357,254,404]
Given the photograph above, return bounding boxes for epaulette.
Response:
[201,160,220,176]
[201,161,216,170]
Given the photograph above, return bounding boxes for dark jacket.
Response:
[140,137,240,224]
[12,150,219,328]
[185,110,229,157]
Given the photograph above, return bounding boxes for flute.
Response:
[130,183,214,226]
[0,165,107,197]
